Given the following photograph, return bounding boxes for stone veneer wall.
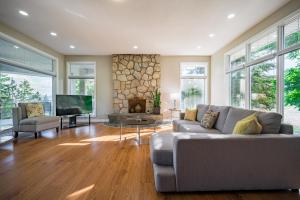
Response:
[112,54,161,113]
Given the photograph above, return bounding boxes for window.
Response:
[250,59,277,112]
[227,12,300,134]
[230,69,246,108]
[68,62,96,115]
[283,49,300,133]
[250,30,277,60]
[284,16,300,48]
[180,62,207,110]
[230,48,246,69]
[0,35,56,132]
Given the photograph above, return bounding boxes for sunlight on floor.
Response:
[81,131,154,142]
[66,184,95,200]
[58,143,90,146]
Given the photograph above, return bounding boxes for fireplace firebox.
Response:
[128,97,146,113]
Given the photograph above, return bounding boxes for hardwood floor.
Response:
[0,124,299,200]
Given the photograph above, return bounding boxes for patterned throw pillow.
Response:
[26,103,44,118]
[200,110,219,129]
[184,108,197,121]
[233,113,262,135]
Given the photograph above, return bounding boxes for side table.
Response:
[168,108,181,121]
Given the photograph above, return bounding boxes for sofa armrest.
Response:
[173,134,300,191]
[12,107,22,131]
[279,123,293,134]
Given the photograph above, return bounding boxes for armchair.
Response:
[12,103,60,139]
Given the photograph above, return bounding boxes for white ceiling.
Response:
[0,0,290,55]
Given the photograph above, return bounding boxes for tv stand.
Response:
[60,114,91,129]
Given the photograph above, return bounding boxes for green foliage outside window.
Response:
[0,74,43,119]
[181,87,202,109]
[251,61,276,111]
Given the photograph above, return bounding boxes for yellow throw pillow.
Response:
[233,113,262,135]
[184,109,197,121]
[26,103,44,118]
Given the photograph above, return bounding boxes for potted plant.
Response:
[152,88,161,114]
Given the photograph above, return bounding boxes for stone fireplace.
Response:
[112,54,161,113]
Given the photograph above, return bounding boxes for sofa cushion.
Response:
[173,120,201,132]
[150,132,175,166]
[178,124,221,134]
[257,112,282,134]
[223,107,256,134]
[233,113,262,135]
[200,110,219,129]
[222,107,282,134]
[209,105,230,131]
[20,116,60,125]
[196,104,209,122]
[184,108,197,121]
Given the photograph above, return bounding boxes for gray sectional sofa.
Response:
[150,104,300,192]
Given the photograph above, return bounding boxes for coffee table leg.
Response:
[137,125,140,145]
[120,123,122,141]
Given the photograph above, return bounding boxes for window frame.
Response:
[180,62,208,109]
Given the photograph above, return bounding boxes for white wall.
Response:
[211,0,300,106]
[160,56,211,117]
[64,55,113,118]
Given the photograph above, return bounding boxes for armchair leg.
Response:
[56,127,59,133]
[14,131,18,138]
[34,132,38,139]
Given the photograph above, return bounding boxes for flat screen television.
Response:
[56,95,93,116]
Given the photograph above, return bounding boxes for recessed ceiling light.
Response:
[197,46,202,49]
[14,45,19,49]
[19,10,29,16]
[133,45,138,49]
[209,33,215,38]
[69,45,75,49]
[50,32,57,37]
[227,13,235,19]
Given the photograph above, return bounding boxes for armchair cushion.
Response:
[20,116,60,125]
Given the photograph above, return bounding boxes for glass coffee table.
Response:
[119,117,161,145]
